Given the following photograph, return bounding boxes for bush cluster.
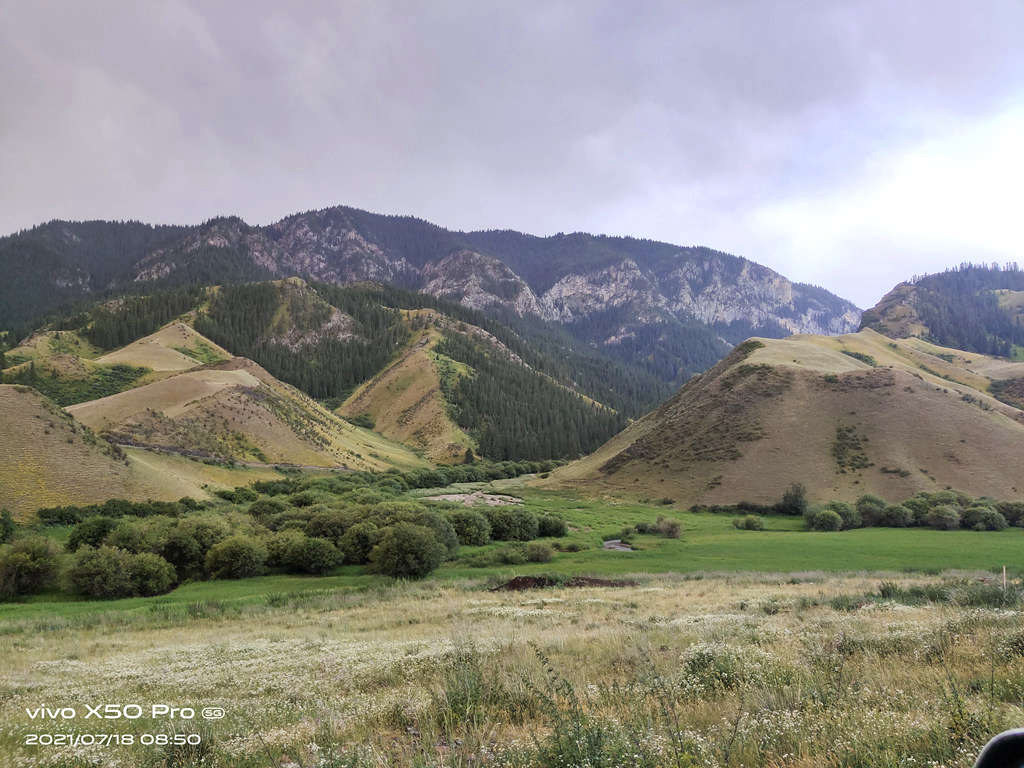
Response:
[801,490,1020,532]
[12,460,568,601]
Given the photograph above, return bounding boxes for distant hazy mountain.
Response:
[0,205,860,384]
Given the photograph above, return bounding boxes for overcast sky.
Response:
[2,1,1022,307]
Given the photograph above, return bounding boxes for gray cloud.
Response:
[1,0,1022,306]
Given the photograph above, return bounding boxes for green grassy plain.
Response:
[4,488,1022,626]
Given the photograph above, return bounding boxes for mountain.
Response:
[549,328,1024,504]
[66,356,426,472]
[0,205,861,383]
[860,263,1024,357]
[2,278,644,465]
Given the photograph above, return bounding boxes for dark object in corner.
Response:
[974,729,1024,768]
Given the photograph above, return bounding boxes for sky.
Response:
[1,1,1022,308]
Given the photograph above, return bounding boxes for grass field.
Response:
[3,488,1023,767]
[2,570,1021,767]
[4,489,1022,621]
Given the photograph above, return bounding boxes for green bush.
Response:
[339,522,379,565]
[368,522,446,579]
[205,535,267,579]
[215,487,258,503]
[291,536,343,574]
[996,501,1024,526]
[776,483,808,516]
[103,518,168,554]
[266,530,306,568]
[247,498,287,521]
[127,552,177,596]
[304,509,353,544]
[67,516,118,552]
[67,546,135,598]
[407,511,459,558]
[525,541,554,562]
[537,515,568,537]
[0,537,60,599]
[0,509,14,544]
[159,516,230,579]
[974,509,1008,531]
[826,501,861,529]
[447,510,491,546]
[732,515,764,531]
[808,509,843,531]
[856,494,888,526]
[926,505,961,530]
[881,504,913,528]
[496,544,527,564]
[902,496,932,525]
[485,508,539,541]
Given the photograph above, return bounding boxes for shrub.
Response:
[496,544,526,564]
[408,511,459,558]
[485,508,539,541]
[808,509,842,531]
[826,501,861,529]
[732,515,763,531]
[656,516,681,538]
[0,537,60,599]
[537,515,568,537]
[339,522,379,565]
[287,490,322,508]
[103,518,165,553]
[525,542,554,562]
[881,504,913,528]
[368,522,446,579]
[0,509,14,544]
[776,483,808,516]
[902,496,931,525]
[996,501,1024,526]
[266,529,307,568]
[974,509,1008,531]
[160,516,230,578]
[290,536,343,574]
[215,487,258,504]
[447,510,491,546]
[67,546,135,598]
[247,498,287,521]
[127,552,177,596]
[67,516,118,552]
[305,509,353,544]
[205,535,267,579]
[856,494,888,527]
[926,505,961,530]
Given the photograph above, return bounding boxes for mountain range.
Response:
[0,205,861,385]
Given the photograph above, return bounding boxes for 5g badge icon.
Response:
[201,707,225,720]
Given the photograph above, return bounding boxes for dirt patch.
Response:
[426,491,523,507]
[490,576,635,591]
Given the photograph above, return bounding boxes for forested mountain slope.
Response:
[0,205,861,385]
[2,278,647,463]
[861,263,1024,357]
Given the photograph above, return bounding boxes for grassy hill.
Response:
[66,355,426,471]
[339,315,475,463]
[548,328,1024,504]
[0,385,181,519]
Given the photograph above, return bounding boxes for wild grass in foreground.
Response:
[1,572,1022,767]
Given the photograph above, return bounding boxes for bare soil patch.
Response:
[490,575,636,591]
